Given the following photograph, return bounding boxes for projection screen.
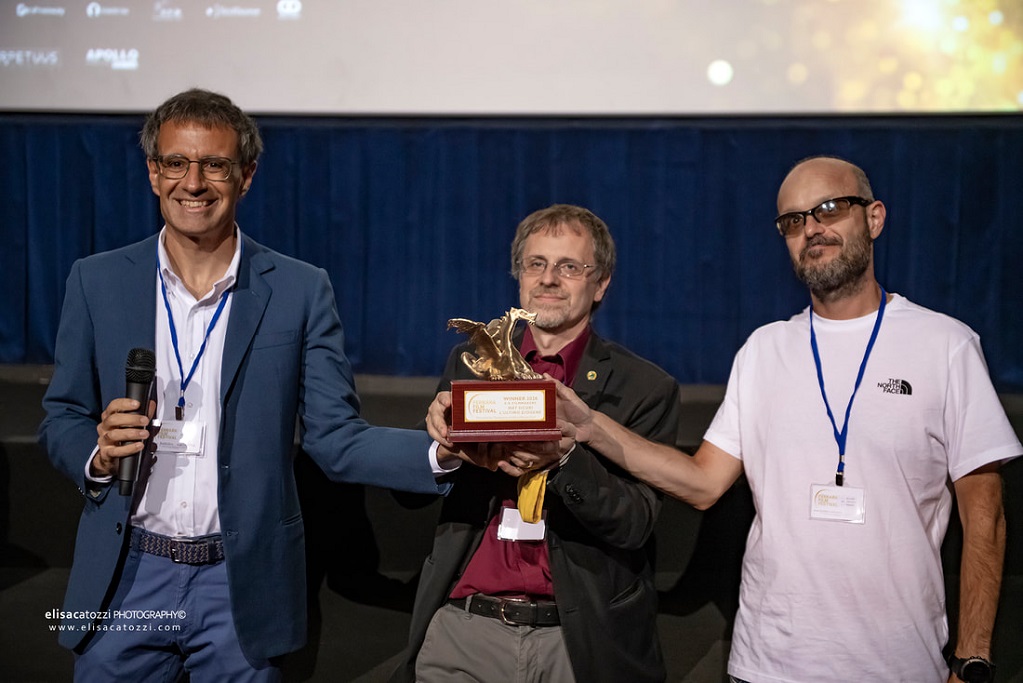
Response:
[1,0,1021,115]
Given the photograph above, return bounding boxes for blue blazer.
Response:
[39,233,443,659]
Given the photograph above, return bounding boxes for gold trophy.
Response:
[446,308,559,523]
[446,308,560,443]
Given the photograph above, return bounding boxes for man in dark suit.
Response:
[392,205,683,682]
[37,88,463,681]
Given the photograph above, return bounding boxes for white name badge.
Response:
[153,419,206,456]
[810,483,866,524]
[497,507,547,542]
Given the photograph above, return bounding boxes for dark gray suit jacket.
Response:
[392,331,683,682]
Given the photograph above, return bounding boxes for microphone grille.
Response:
[125,347,157,383]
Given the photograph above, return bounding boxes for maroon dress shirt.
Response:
[449,325,591,600]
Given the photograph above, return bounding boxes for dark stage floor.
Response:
[2,367,1021,682]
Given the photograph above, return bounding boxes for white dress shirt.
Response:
[129,228,240,537]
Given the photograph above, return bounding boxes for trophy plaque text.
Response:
[446,308,560,443]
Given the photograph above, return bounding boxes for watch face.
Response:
[961,660,993,683]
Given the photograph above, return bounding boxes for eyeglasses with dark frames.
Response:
[775,196,873,236]
[152,154,240,181]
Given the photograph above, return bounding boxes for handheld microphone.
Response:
[118,347,156,496]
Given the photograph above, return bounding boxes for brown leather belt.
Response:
[131,527,225,565]
[449,594,560,627]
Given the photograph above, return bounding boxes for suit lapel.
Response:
[220,235,272,404]
[120,236,159,353]
[572,334,612,405]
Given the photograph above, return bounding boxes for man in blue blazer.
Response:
[38,88,458,681]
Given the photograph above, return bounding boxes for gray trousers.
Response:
[415,602,577,682]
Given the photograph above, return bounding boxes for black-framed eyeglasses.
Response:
[519,258,596,280]
[775,196,873,236]
[151,154,239,181]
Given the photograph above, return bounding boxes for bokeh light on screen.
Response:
[777,0,1023,111]
[707,59,735,86]
[697,0,1021,113]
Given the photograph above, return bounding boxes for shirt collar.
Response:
[520,324,591,387]
[157,226,242,302]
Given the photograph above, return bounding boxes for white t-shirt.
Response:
[705,294,1021,683]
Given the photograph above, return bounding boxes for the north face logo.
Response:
[878,378,912,395]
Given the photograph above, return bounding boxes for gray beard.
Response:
[531,307,569,331]
[527,287,571,330]
[794,226,872,301]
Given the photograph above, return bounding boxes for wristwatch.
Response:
[948,654,995,683]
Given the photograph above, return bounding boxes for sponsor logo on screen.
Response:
[206,4,261,19]
[15,4,66,16]
[277,0,301,19]
[0,49,60,68]
[153,1,183,21]
[85,47,139,70]
[86,3,130,18]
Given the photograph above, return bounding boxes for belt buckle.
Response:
[168,539,192,564]
[170,539,207,564]
[497,598,530,626]
[169,541,185,563]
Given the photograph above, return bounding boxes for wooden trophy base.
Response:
[448,379,561,442]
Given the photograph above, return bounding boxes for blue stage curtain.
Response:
[1,114,1021,391]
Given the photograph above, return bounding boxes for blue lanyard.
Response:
[809,287,887,486]
[158,265,231,420]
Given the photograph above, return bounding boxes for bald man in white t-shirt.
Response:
[545,156,1020,683]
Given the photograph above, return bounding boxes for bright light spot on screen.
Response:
[952,16,970,32]
[989,11,1004,27]
[900,0,943,30]
[707,60,734,86]
[992,54,1007,74]
[1018,90,1023,106]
